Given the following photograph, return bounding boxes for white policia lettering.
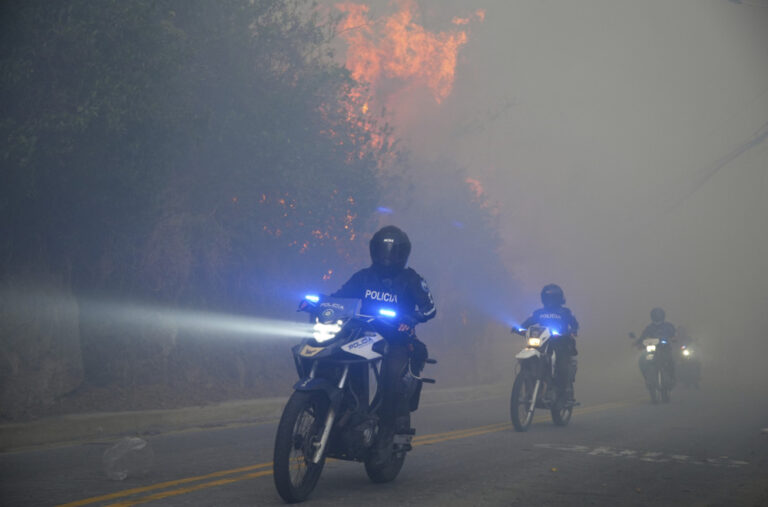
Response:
[364,289,399,303]
[347,336,374,349]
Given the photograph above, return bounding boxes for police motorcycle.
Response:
[509,325,578,432]
[677,343,701,389]
[273,295,436,503]
[629,332,675,403]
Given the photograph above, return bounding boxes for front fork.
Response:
[528,379,542,416]
[311,364,349,464]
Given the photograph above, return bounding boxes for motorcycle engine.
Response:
[341,415,377,456]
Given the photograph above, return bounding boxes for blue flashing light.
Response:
[661,339,668,344]
[377,206,393,214]
[379,308,397,318]
[518,328,526,333]
[305,294,320,303]
[551,329,561,336]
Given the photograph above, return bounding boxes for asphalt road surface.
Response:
[1,377,767,506]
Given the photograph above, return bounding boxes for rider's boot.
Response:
[565,384,575,403]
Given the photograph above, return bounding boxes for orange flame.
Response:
[335,1,480,104]
[465,177,485,199]
[465,176,499,215]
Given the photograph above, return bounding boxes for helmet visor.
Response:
[373,238,397,267]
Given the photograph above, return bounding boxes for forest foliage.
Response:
[0,0,509,417]
[1,0,388,306]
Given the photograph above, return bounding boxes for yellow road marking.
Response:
[56,463,272,507]
[413,421,509,443]
[59,399,640,506]
[104,470,274,507]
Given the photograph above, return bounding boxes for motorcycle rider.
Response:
[518,284,579,400]
[330,225,435,458]
[635,307,676,382]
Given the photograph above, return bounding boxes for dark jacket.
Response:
[521,306,579,336]
[331,266,436,326]
[640,321,676,341]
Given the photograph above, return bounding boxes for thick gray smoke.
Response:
[356,0,768,393]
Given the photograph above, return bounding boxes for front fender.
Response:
[292,377,343,407]
[516,348,541,360]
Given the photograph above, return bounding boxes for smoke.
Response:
[331,0,768,392]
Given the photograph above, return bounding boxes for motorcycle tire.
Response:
[645,367,659,404]
[364,414,409,484]
[551,394,573,427]
[273,391,328,503]
[660,370,671,403]
[510,373,536,432]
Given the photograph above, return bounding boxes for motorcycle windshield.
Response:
[315,297,362,324]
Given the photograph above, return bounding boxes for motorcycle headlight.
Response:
[682,349,691,357]
[313,321,342,343]
[527,337,541,347]
[646,344,656,352]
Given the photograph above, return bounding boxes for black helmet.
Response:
[370,225,411,274]
[651,307,665,323]
[541,284,565,308]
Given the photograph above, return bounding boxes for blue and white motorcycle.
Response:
[509,325,577,432]
[273,295,435,503]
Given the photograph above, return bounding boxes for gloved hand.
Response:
[397,316,417,335]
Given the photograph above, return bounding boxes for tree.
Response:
[0,0,395,406]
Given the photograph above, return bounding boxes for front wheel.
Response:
[273,391,329,503]
[510,373,537,432]
[644,365,659,404]
[659,369,671,403]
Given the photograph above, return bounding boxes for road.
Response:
[1,376,767,506]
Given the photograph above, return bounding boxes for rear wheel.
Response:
[510,373,537,432]
[364,414,409,483]
[551,391,573,427]
[273,391,328,503]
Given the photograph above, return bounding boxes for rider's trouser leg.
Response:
[552,338,574,392]
[380,342,410,433]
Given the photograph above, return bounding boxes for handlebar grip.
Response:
[421,378,436,384]
[425,358,437,364]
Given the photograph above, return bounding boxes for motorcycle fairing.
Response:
[300,344,325,357]
[341,334,384,360]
